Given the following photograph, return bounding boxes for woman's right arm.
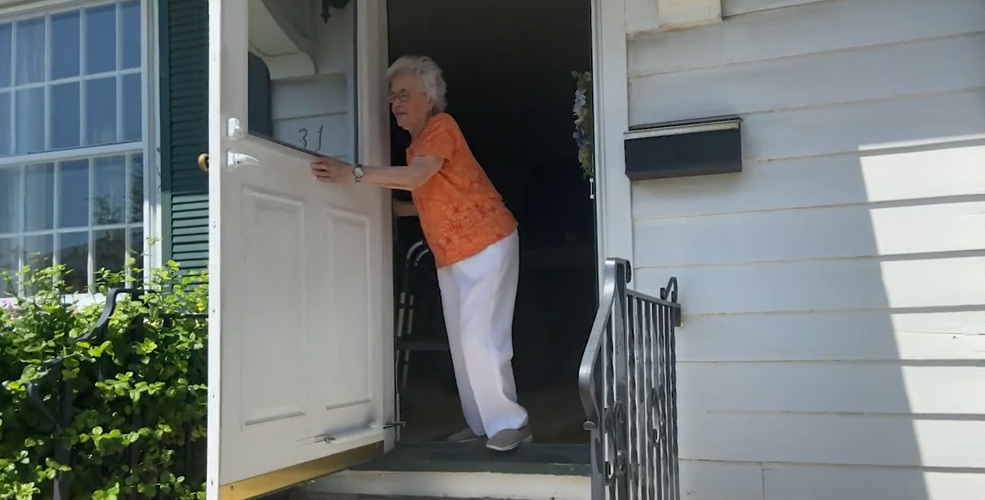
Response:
[393,199,418,217]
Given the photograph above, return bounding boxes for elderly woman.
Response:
[310,55,530,452]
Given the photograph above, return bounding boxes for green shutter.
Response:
[159,0,209,272]
[159,2,273,271]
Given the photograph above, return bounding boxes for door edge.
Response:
[217,442,384,500]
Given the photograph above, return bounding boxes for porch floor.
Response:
[398,376,588,445]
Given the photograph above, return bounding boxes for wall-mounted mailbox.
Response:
[624,116,742,180]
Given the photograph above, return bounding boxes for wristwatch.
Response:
[352,163,365,183]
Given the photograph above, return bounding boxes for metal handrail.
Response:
[578,257,682,500]
[578,258,624,425]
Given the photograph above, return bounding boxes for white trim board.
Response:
[593,0,634,275]
[145,0,163,271]
[306,471,590,500]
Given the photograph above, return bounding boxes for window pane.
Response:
[93,155,126,225]
[14,17,44,85]
[0,24,11,88]
[50,11,81,80]
[85,5,116,75]
[129,225,143,283]
[14,88,44,154]
[128,225,143,262]
[0,236,17,294]
[58,231,88,291]
[122,73,141,142]
[121,0,141,70]
[23,163,54,231]
[0,166,21,234]
[58,159,89,228]
[94,228,125,276]
[0,92,9,157]
[24,234,53,270]
[85,77,116,145]
[50,82,81,149]
[129,153,143,223]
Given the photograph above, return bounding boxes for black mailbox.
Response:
[624,116,742,180]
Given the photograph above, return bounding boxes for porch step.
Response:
[304,471,590,500]
[304,444,591,500]
[308,496,510,500]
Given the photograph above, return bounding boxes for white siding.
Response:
[626,0,985,498]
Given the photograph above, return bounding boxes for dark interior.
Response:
[387,0,596,445]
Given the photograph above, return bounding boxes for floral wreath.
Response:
[571,71,594,179]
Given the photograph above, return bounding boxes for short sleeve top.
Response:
[406,113,517,268]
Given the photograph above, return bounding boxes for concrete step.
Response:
[305,470,590,500]
[261,444,592,500]
[307,496,524,500]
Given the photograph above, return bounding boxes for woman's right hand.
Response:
[393,200,418,217]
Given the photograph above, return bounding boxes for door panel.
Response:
[206,1,391,499]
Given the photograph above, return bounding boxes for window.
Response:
[0,0,148,294]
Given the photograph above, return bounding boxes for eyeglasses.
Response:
[387,91,424,104]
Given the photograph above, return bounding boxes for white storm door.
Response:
[205,1,392,499]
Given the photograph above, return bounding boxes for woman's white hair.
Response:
[385,55,448,113]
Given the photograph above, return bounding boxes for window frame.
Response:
[0,0,161,297]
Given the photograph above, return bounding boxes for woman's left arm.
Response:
[363,155,442,190]
[311,155,442,191]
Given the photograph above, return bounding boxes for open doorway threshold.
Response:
[351,443,590,476]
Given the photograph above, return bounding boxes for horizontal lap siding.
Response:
[625,0,985,497]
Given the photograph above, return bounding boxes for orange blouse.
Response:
[407,113,518,268]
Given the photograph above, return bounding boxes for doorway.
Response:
[386,0,597,446]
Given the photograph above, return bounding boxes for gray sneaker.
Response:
[486,426,533,452]
[447,428,485,444]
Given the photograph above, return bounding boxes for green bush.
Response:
[0,256,209,500]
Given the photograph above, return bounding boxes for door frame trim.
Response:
[592,0,633,277]
[356,0,629,473]
[355,0,398,452]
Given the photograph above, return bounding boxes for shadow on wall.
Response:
[629,51,985,500]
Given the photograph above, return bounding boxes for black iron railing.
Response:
[579,258,682,500]
[17,288,207,500]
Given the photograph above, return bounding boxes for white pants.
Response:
[436,229,528,437]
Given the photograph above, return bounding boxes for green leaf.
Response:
[1,258,210,498]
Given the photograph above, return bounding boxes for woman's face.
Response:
[389,73,432,132]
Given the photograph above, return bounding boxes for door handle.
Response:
[196,152,259,172]
[226,152,261,172]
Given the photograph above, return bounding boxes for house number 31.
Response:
[297,125,325,152]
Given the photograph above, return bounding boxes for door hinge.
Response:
[314,433,336,443]
[371,421,406,430]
